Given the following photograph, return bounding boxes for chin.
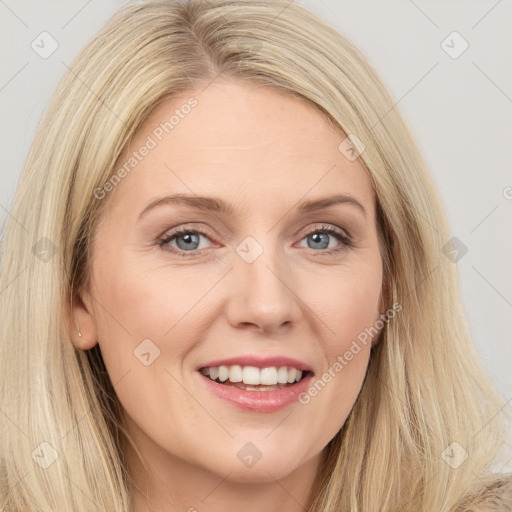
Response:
[199,447,308,484]
[217,464,298,484]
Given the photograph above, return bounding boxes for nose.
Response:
[224,242,302,335]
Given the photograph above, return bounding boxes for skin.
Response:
[70,78,385,512]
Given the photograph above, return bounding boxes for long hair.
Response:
[1,1,510,510]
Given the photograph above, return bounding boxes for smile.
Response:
[200,365,307,391]
[197,366,314,413]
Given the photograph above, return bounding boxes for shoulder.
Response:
[454,472,512,512]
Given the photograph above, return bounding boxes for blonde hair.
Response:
[1,0,510,510]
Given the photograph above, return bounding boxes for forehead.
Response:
[108,79,375,218]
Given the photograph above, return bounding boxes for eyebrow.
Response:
[137,193,366,221]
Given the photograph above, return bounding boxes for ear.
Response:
[66,290,98,351]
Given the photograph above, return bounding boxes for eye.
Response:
[297,224,354,253]
[159,227,216,255]
[159,223,354,257]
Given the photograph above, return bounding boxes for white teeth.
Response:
[218,365,229,382]
[260,367,278,385]
[228,365,243,383]
[277,366,289,384]
[200,365,307,386]
[242,366,260,385]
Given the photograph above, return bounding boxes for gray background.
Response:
[1,0,511,447]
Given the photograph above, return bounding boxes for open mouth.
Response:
[199,365,311,392]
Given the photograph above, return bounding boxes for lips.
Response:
[196,355,314,412]
[197,369,314,412]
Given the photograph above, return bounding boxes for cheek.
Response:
[87,259,209,429]
[299,259,382,423]
[305,258,383,350]
[89,255,212,369]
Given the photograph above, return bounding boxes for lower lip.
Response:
[198,372,314,413]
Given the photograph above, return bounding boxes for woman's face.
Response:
[72,79,384,490]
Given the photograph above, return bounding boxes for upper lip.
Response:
[198,355,314,374]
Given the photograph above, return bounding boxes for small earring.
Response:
[78,323,82,337]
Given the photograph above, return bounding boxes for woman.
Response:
[0,1,510,510]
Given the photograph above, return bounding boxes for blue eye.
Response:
[298,224,354,253]
[160,228,213,254]
[304,232,335,250]
[159,224,353,256]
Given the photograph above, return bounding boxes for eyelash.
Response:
[159,224,354,257]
